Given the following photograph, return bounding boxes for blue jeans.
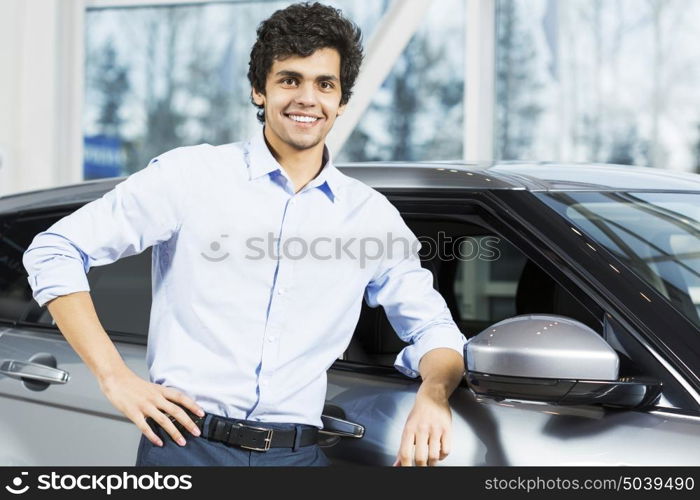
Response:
[135,414,330,467]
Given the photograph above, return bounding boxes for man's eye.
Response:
[281,78,297,86]
[320,81,335,90]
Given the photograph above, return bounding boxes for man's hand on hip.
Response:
[98,366,205,447]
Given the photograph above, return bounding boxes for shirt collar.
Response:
[244,125,343,202]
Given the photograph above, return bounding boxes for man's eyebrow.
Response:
[274,70,339,82]
[275,70,303,78]
[315,74,339,82]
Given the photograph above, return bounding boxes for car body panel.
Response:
[324,369,700,465]
[0,327,144,465]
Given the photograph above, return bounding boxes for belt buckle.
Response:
[238,424,273,452]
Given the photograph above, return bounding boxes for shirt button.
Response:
[261,380,269,386]
[267,336,276,343]
[277,287,286,295]
[290,199,296,206]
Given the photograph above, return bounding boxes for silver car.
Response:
[1,162,699,465]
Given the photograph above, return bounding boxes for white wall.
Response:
[0,0,84,197]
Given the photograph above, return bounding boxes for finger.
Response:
[440,429,452,460]
[398,431,415,467]
[149,408,187,446]
[413,429,429,466]
[132,414,163,447]
[161,387,205,417]
[160,399,201,438]
[428,431,442,466]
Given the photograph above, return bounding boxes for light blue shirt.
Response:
[23,126,466,428]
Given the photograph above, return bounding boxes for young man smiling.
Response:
[23,2,466,467]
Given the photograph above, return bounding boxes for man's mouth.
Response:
[285,113,321,126]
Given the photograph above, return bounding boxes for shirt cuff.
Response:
[28,259,91,308]
[393,324,467,378]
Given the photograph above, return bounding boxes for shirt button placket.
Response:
[257,195,297,412]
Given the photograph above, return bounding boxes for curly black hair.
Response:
[247,2,364,123]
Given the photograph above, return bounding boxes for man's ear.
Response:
[252,88,265,106]
[337,102,347,117]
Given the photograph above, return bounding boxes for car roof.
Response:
[2,162,699,215]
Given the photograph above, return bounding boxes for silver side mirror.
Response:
[465,314,661,408]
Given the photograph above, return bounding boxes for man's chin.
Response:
[286,135,324,151]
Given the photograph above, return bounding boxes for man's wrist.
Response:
[416,380,451,403]
[95,359,130,385]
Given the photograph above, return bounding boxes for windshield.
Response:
[536,191,700,330]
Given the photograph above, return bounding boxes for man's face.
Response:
[252,47,346,153]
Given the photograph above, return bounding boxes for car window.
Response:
[452,235,527,335]
[345,217,602,367]
[536,191,700,330]
[0,213,65,323]
[1,209,152,338]
[447,228,600,336]
[27,250,152,338]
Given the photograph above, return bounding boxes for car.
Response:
[1,161,699,466]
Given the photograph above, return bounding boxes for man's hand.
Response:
[394,388,452,466]
[393,347,464,466]
[98,366,205,447]
[43,292,205,448]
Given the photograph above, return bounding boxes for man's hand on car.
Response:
[394,389,452,466]
[393,347,464,466]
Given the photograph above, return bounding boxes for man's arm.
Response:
[362,195,467,466]
[23,152,203,447]
[46,292,204,447]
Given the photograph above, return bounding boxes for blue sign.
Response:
[84,135,125,179]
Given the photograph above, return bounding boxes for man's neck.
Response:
[263,128,326,193]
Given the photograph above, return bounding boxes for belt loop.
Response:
[292,424,303,452]
[202,414,212,440]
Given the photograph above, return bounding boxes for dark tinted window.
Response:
[454,235,528,330]
[27,249,152,337]
[0,213,65,322]
[2,210,152,337]
[88,250,152,336]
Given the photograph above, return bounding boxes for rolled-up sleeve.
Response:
[23,153,186,308]
[363,197,466,378]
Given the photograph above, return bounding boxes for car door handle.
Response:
[320,414,365,438]
[0,359,70,384]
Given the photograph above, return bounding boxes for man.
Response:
[22,2,466,467]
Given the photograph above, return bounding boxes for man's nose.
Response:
[293,82,318,106]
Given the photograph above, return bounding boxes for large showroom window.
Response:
[336,0,465,162]
[495,0,700,173]
[83,0,388,178]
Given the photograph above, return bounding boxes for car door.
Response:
[323,193,700,465]
[0,209,149,466]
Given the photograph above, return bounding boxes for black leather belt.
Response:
[163,409,319,452]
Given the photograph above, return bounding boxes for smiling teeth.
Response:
[289,115,318,123]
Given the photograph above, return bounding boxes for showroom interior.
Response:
[2,0,700,197]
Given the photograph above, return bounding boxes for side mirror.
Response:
[465,314,661,409]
